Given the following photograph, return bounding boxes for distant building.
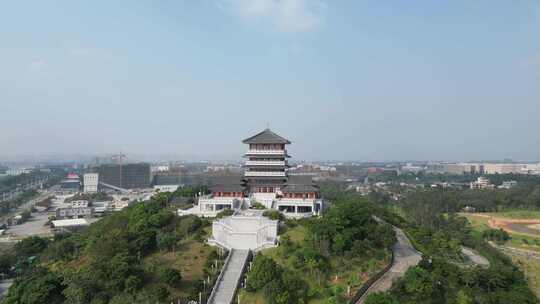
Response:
[92,201,111,215]
[150,165,170,174]
[442,164,477,175]
[483,163,523,174]
[498,180,518,189]
[56,206,93,219]
[51,219,89,233]
[6,168,33,176]
[523,164,540,175]
[83,173,99,193]
[288,164,337,177]
[95,163,151,189]
[70,200,89,208]
[470,177,495,190]
[60,173,81,192]
[430,162,540,175]
[462,206,477,213]
[347,183,371,196]
[400,163,424,174]
[367,167,384,174]
[153,184,179,193]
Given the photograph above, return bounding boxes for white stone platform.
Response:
[209,210,278,251]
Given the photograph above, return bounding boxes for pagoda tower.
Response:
[242,129,290,206]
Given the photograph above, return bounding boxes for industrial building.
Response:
[56,206,93,219]
[94,163,151,189]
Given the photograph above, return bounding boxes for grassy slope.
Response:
[461,213,540,252]
[461,212,540,297]
[509,254,540,298]
[143,238,217,299]
[486,210,540,220]
[240,225,390,304]
[147,225,219,300]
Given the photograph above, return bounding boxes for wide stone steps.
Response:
[209,249,250,304]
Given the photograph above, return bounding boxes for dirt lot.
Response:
[5,212,51,240]
[488,217,540,237]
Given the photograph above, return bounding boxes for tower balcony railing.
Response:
[245,171,286,177]
[245,149,287,155]
[245,160,286,166]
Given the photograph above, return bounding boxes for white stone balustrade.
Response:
[245,149,287,155]
[244,171,286,177]
[245,160,286,166]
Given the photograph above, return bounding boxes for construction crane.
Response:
[111,153,127,189]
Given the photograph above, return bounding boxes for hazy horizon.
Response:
[2,1,540,161]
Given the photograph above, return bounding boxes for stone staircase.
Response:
[208,249,250,304]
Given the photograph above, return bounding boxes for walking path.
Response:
[209,249,250,304]
[490,242,540,260]
[461,247,490,267]
[357,226,421,303]
[0,279,13,300]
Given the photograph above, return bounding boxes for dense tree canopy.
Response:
[3,197,217,304]
[371,186,540,304]
[245,195,395,304]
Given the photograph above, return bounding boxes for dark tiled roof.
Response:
[211,184,245,192]
[210,175,246,192]
[242,129,291,144]
[282,175,319,193]
[245,176,288,181]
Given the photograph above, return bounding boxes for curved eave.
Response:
[244,176,288,180]
[243,165,290,168]
[243,154,291,158]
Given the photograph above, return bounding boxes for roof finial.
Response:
[266,122,270,130]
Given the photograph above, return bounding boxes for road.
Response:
[0,190,52,223]
[0,190,54,241]
[209,249,249,304]
[357,226,421,303]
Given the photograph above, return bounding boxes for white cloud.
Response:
[218,0,325,32]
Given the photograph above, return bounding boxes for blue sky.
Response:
[1,1,540,161]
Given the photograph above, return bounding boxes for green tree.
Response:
[247,255,282,291]
[402,267,433,300]
[456,290,473,304]
[159,267,182,287]
[4,267,65,304]
[365,292,398,304]
[14,236,49,259]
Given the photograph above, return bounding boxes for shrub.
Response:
[365,292,398,304]
[159,268,182,287]
[482,228,510,244]
[151,284,169,302]
[251,202,267,210]
[156,231,177,251]
[216,208,234,219]
[262,210,284,221]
